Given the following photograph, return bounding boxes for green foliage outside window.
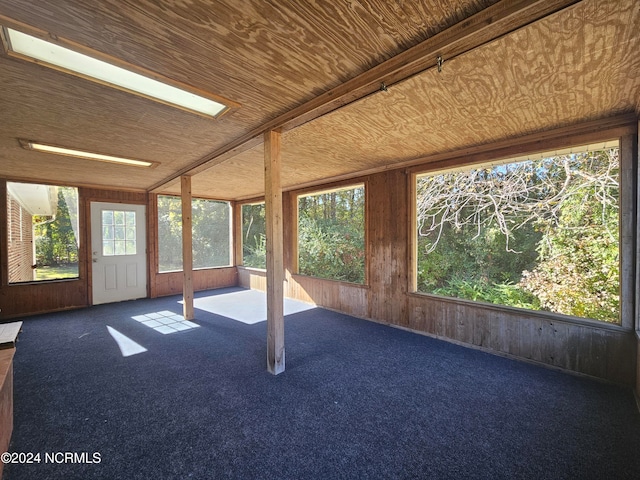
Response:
[34,187,79,275]
[242,203,267,269]
[416,148,620,323]
[298,185,365,283]
[157,195,182,271]
[6,182,79,283]
[157,195,231,272]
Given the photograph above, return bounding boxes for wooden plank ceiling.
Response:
[0,0,638,200]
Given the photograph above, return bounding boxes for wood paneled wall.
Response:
[239,120,639,386]
[0,185,151,318]
[406,295,635,385]
[153,268,237,298]
[0,185,237,318]
[2,119,638,388]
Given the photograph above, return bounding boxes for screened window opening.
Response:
[242,202,266,269]
[7,182,79,283]
[415,144,621,323]
[157,195,231,272]
[297,184,365,283]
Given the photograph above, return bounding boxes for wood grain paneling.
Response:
[237,268,369,320]
[3,117,637,386]
[274,0,638,190]
[0,0,497,120]
[0,0,497,197]
[367,169,409,323]
[153,268,237,299]
[405,295,636,385]
[0,0,637,200]
[156,0,639,200]
[150,0,580,192]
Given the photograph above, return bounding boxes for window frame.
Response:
[6,181,81,284]
[408,135,635,330]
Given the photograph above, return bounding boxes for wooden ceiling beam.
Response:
[148,0,581,193]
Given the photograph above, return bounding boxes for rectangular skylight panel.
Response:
[6,28,228,117]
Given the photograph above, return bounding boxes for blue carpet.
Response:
[3,287,640,479]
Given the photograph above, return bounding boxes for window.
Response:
[7,182,79,283]
[242,202,266,269]
[157,195,182,272]
[2,27,235,118]
[297,184,365,283]
[157,195,231,272]
[414,143,620,323]
[102,210,137,256]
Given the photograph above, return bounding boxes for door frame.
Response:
[88,200,149,305]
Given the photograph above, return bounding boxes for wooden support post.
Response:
[620,134,636,330]
[181,175,194,320]
[232,201,243,266]
[264,130,285,375]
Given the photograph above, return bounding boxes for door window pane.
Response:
[102,209,136,256]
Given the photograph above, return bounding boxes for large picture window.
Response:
[415,143,620,323]
[7,182,79,283]
[297,184,365,283]
[242,202,266,269]
[157,195,231,272]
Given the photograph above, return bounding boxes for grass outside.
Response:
[35,264,79,281]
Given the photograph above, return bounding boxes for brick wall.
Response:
[7,192,35,283]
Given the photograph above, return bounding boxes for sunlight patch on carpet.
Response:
[131,310,200,334]
[106,326,148,357]
[185,289,315,325]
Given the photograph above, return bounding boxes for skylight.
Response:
[2,27,235,118]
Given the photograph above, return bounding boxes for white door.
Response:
[91,202,147,305]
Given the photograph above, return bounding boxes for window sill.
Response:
[237,266,266,272]
[8,277,81,286]
[157,265,234,274]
